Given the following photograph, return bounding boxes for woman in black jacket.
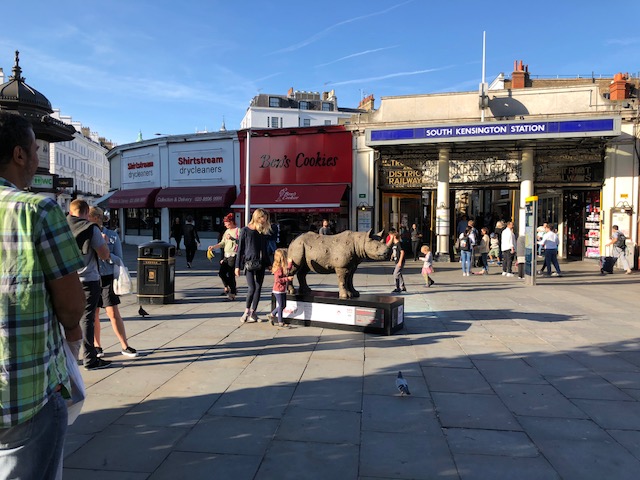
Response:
[182,215,200,268]
[235,208,271,323]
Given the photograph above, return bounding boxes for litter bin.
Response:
[138,240,176,304]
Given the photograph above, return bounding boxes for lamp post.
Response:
[244,129,251,226]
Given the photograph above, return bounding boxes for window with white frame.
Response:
[270,117,280,128]
[299,101,309,110]
[303,118,311,127]
[322,102,333,111]
[269,97,280,107]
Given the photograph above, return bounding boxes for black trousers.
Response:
[219,257,237,294]
[81,280,101,366]
[185,242,197,263]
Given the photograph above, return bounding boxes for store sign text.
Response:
[259,152,339,169]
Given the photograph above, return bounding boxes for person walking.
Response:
[410,223,422,261]
[267,248,293,327]
[605,225,632,274]
[501,221,516,277]
[419,245,435,287]
[67,199,113,370]
[0,112,85,478]
[537,223,562,277]
[458,226,473,276]
[182,215,200,268]
[88,207,138,358]
[390,232,407,293]
[236,208,271,322]
[170,217,183,255]
[474,227,490,275]
[208,213,239,300]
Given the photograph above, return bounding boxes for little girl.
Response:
[419,245,435,287]
[267,248,293,327]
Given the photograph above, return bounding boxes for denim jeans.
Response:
[460,250,472,274]
[0,392,67,480]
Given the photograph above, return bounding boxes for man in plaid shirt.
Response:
[0,112,85,478]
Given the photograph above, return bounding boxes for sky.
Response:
[1,0,639,147]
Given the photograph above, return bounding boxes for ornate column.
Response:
[436,147,450,261]
[518,148,534,235]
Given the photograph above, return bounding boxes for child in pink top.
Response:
[267,248,293,327]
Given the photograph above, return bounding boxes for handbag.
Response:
[113,259,133,295]
[245,258,262,271]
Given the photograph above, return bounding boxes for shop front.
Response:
[367,117,621,261]
[233,126,353,245]
[106,131,241,248]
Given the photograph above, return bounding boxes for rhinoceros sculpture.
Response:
[287,229,389,299]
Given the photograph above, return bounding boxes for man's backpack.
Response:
[615,232,627,249]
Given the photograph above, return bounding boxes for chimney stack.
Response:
[358,94,375,111]
[511,60,530,89]
[609,73,630,100]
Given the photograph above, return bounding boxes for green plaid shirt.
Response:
[0,177,84,427]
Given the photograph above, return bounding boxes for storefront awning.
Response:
[108,188,161,208]
[93,190,117,207]
[231,184,348,213]
[154,186,236,208]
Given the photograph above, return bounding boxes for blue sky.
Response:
[1,0,638,146]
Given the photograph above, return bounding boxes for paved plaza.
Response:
[63,245,640,479]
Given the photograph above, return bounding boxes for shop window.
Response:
[124,208,158,236]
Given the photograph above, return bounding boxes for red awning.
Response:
[155,186,236,208]
[231,184,348,213]
[108,188,160,208]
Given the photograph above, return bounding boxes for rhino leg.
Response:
[296,263,312,295]
[335,267,351,299]
[346,270,360,298]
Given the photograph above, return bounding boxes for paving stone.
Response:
[360,430,457,479]
[454,454,560,480]
[444,428,539,457]
[431,392,521,431]
[519,416,640,480]
[177,415,280,454]
[276,406,361,444]
[147,451,261,480]
[493,383,588,418]
[422,366,493,394]
[256,440,359,480]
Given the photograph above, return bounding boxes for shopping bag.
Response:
[113,260,132,295]
[63,339,86,425]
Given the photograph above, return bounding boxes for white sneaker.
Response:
[506,273,514,277]
[551,272,561,277]
[502,272,507,276]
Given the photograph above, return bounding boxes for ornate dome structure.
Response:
[0,50,76,142]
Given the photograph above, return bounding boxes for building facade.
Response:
[241,88,369,129]
[49,110,111,212]
[347,62,639,264]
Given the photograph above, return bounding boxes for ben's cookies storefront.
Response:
[232,126,353,245]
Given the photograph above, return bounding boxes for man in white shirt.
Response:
[500,221,516,277]
[538,223,561,277]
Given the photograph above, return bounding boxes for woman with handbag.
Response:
[208,213,239,300]
[88,207,137,358]
[235,208,271,323]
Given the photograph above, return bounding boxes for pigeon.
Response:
[396,371,411,396]
[138,306,149,318]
